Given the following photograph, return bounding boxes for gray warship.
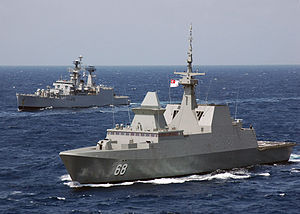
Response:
[16,56,129,110]
[60,26,295,184]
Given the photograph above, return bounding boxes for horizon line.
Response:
[1,63,300,67]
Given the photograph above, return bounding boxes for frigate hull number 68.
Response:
[114,164,128,176]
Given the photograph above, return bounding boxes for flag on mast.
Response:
[170,79,179,87]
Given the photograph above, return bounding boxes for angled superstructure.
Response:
[59,26,295,184]
[16,56,129,110]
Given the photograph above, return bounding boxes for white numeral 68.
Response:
[114,164,128,176]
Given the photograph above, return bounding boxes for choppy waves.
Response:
[1,65,299,213]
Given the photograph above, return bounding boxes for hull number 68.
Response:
[114,164,128,176]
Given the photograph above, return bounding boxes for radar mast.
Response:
[187,24,193,73]
[174,24,205,110]
[70,55,83,86]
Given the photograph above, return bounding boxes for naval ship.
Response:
[60,26,295,184]
[16,56,129,110]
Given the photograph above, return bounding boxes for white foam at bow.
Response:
[60,169,251,188]
[258,172,270,177]
[64,181,135,188]
[289,153,300,162]
[60,174,71,181]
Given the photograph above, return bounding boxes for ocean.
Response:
[0,65,299,213]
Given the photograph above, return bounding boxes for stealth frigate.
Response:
[59,26,295,184]
[16,56,129,110]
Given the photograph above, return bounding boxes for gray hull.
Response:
[17,92,129,110]
[60,142,294,184]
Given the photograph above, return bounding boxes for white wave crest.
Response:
[60,174,71,181]
[208,171,250,180]
[258,172,270,177]
[11,191,22,195]
[140,177,186,184]
[138,171,251,185]
[61,169,251,188]
[64,181,135,188]
[289,153,300,162]
[291,168,300,173]
[56,197,66,200]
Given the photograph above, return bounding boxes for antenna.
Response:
[124,87,131,124]
[174,24,205,79]
[127,104,131,125]
[168,83,171,104]
[187,23,193,74]
[112,105,115,127]
[167,71,173,104]
[173,24,205,110]
[156,90,160,130]
[202,74,212,117]
[205,77,213,104]
[111,86,115,127]
[234,87,240,120]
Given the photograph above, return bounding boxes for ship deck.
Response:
[257,141,296,151]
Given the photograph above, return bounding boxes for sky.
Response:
[1,0,300,66]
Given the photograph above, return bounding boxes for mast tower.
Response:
[174,24,205,110]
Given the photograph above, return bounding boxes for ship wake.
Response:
[289,153,300,162]
[60,168,271,188]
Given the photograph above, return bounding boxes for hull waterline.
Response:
[17,93,129,111]
[60,142,295,184]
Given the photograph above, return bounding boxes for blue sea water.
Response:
[0,65,299,214]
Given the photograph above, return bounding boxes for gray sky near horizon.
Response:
[1,0,300,66]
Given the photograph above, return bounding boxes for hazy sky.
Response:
[1,0,300,65]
